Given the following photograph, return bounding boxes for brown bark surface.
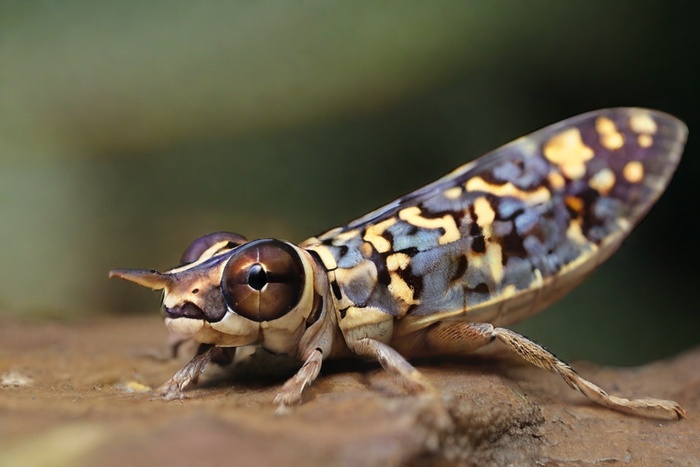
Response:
[1,316,698,466]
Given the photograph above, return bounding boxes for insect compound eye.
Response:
[180,231,248,265]
[221,239,305,322]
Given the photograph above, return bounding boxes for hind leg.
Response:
[421,320,684,420]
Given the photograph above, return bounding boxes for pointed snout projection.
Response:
[108,268,175,291]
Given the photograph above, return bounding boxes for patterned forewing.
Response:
[303,108,686,328]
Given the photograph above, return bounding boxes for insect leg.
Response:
[348,337,438,395]
[425,321,685,420]
[156,343,217,400]
[273,347,324,408]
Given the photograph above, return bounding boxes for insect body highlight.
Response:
[111,108,687,420]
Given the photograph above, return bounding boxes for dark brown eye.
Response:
[180,232,248,265]
[221,239,305,322]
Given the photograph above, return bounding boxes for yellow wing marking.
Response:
[465,177,551,204]
[588,168,616,195]
[363,218,396,254]
[542,128,595,179]
[629,111,658,134]
[386,252,419,317]
[623,161,645,184]
[595,116,625,150]
[398,206,460,245]
[629,111,658,149]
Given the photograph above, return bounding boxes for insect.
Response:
[111,108,686,420]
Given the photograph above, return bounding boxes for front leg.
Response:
[156,343,217,400]
[273,347,323,409]
[273,291,338,410]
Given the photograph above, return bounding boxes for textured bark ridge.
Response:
[0,316,698,466]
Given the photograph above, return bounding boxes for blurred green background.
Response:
[1,1,698,365]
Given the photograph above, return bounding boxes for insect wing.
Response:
[305,108,686,328]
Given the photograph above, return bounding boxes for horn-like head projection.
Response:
[110,232,250,323]
[108,268,175,290]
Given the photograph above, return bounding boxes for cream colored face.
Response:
[110,234,318,353]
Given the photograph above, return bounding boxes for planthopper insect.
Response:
[111,108,686,420]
